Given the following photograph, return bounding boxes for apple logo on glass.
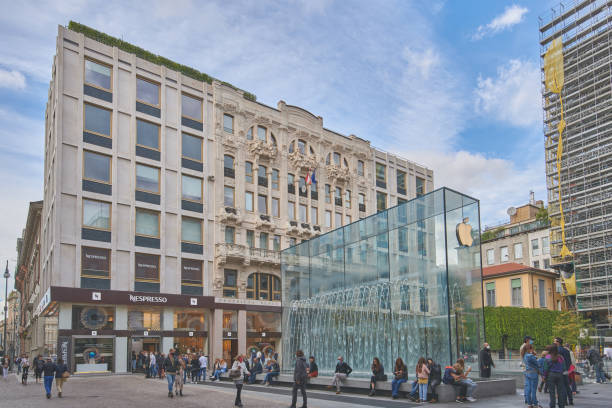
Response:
[456,217,473,247]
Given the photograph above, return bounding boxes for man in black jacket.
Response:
[426,358,442,402]
[478,342,494,378]
[290,350,308,408]
[554,337,574,406]
[328,356,352,394]
[163,349,179,398]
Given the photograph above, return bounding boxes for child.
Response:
[416,357,430,403]
[537,350,548,393]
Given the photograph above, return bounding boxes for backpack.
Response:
[442,366,455,384]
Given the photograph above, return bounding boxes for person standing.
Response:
[163,349,179,398]
[174,354,185,397]
[54,358,69,398]
[521,336,534,359]
[543,344,566,408]
[35,355,44,383]
[230,355,249,408]
[149,352,157,379]
[554,337,573,406]
[426,358,441,403]
[368,357,385,396]
[328,356,352,394]
[191,354,200,383]
[290,350,308,408]
[523,344,539,408]
[199,353,207,382]
[131,351,137,373]
[2,357,8,380]
[42,357,56,399]
[587,346,606,384]
[390,357,407,399]
[478,342,494,378]
[21,355,30,385]
[416,357,430,403]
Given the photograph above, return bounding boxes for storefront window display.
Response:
[246,312,281,332]
[72,305,114,330]
[74,337,114,372]
[128,307,162,331]
[174,309,207,331]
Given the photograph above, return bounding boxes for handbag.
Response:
[62,371,70,379]
[228,368,241,379]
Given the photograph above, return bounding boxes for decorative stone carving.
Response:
[256,217,275,231]
[247,139,277,160]
[326,164,351,184]
[288,151,318,172]
[215,243,249,266]
[217,207,241,225]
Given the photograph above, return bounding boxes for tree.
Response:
[552,311,594,346]
[536,207,549,223]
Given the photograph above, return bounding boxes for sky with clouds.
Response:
[0,0,560,300]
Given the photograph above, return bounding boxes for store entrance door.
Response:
[129,337,160,372]
[222,339,238,362]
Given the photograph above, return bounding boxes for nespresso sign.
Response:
[129,294,168,303]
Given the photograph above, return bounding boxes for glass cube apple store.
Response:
[281,188,484,375]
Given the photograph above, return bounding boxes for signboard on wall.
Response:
[82,247,110,278]
[181,259,203,285]
[135,253,160,281]
[57,336,72,368]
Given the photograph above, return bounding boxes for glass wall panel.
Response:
[282,187,483,377]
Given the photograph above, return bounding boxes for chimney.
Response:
[529,190,535,205]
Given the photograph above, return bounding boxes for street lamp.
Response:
[3,261,8,360]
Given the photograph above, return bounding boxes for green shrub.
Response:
[484,306,560,350]
[68,21,255,101]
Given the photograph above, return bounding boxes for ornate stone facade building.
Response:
[25,24,432,371]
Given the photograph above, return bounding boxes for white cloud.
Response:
[474,59,541,127]
[0,68,26,90]
[472,5,528,40]
[398,149,546,227]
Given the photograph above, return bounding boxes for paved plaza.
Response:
[0,373,611,408]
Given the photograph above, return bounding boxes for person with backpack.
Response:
[54,358,69,398]
[523,344,539,408]
[230,355,249,408]
[426,358,442,403]
[553,337,573,406]
[163,349,179,398]
[543,344,566,408]
[35,355,44,383]
[368,357,385,397]
[391,357,408,399]
[328,356,352,394]
[289,350,308,408]
[442,363,468,403]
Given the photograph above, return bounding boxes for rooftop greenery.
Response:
[67,21,256,102]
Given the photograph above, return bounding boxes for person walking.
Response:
[144,352,151,378]
[163,349,179,398]
[174,353,185,397]
[554,337,573,406]
[190,354,200,383]
[328,356,352,394]
[368,357,385,396]
[230,355,249,408]
[478,342,494,378]
[42,357,56,399]
[54,358,69,398]
[21,355,30,385]
[35,355,44,384]
[391,357,408,399]
[523,344,539,408]
[149,352,157,379]
[131,351,137,373]
[289,350,308,408]
[587,346,606,384]
[426,358,441,403]
[416,357,430,403]
[543,344,567,408]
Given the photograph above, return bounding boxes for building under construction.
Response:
[539,0,612,327]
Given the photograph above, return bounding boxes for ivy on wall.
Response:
[484,306,560,350]
[67,21,256,102]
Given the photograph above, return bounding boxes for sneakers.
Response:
[168,392,173,398]
[455,398,463,403]
[58,392,62,398]
[466,397,477,402]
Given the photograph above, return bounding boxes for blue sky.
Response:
[0,0,560,299]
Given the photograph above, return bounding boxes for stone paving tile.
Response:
[1,373,611,408]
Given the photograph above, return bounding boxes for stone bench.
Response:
[217,372,515,402]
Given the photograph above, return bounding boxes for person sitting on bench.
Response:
[443,363,468,403]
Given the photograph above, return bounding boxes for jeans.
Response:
[166,374,175,393]
[524,372,539,406]
[248,370,262,383]
[199,367,206,381]
[562,374,573,404]
[213,368,226,380]
[131,360,136,371]
[264,372,279,384]
[429,379,441,400]
[235,383,243,406]
[151,364,158,378]
[461,378,477,397]
[332,373,347,392]
[409,380,419,398]
[595,363,606,383]
[44,376,54,395]
[547,372,566,408]
[291,382,307,407]
[418,382,428,401]
[391,378,407,397]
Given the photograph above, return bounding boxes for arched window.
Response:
[289,141,295,153]
[247,125,276,145]
[247,273,281,301]
[298,139,306,155]
[246,128,253,140]
[325,153,331,165]
[289,139,314,155]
